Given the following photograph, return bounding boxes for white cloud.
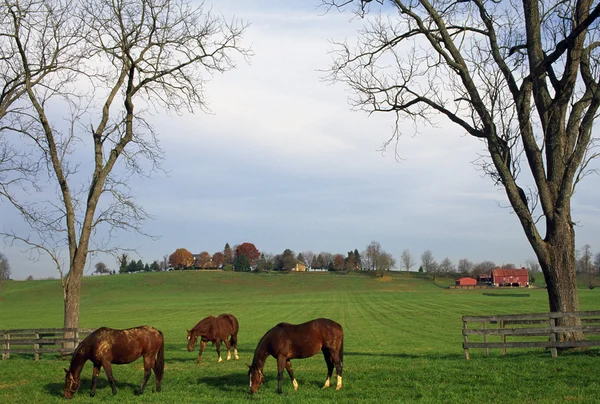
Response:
[3,0,599,279]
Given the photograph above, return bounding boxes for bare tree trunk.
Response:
[63,259,84,349]
[537,216,583,341]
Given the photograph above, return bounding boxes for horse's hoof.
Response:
[336,385,342,390]
[90,392,95,397]
[134,390,143,396]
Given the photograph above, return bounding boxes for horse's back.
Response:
[218,313,239,334]
[89,326,162,364]
[269,318,343,359]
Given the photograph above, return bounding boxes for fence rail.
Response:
[1,328,96,360]
[462,311,600,360]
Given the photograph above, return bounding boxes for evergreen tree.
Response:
[233,255,250,272]
[224,243,233,265]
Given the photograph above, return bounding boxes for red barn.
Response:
[491,268,529,287]
[456,277,477,286]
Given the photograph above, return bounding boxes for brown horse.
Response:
[63,326,164,399]
[187,313,239,363]
[247,318,343,394]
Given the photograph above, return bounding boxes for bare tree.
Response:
[94,262,110,275]
[457,258,473,276]
[400,249,415,273]
[301,250,315,269]
[578,244,594,289]
[326,0,600,334]
[524,258,541,273]
[0,252,10,291]
[595,253,600,274]
[472,261,497,279]
[377,251,396,276]
[0,0,249,330]
[439,257,455,274]
[420,250,435,273]
[363,241,382,271]
[160,254,169,271]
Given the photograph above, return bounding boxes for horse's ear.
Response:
[64,368,68,374]
[246,362,251,368]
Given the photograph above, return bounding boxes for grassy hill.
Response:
[1,271,599,403]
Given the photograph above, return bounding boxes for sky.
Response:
[2,0,599,280]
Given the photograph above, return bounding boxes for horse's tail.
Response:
[155,331,165,384]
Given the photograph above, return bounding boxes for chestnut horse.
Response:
[247,318,343,394]
[187,313,239,363]
[63,326,164,399]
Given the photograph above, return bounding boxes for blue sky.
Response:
[2,0,599,279]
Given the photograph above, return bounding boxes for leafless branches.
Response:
[0,0,249,326]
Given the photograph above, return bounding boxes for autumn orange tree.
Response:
[169,248,194,269]
[212,252,225,268]
[195,251,211,268]
[235,242,260,267]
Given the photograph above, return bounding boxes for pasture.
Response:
[1,270,599,403]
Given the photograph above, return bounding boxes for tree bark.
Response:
[536,215,583,340]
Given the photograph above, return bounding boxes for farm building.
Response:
[292,260,307,272]
[456,277,477,286]
[491,268,529,287]
[478,274,492,285]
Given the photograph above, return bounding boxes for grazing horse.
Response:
[247,318,343,394]
[187,313,239,363]
[63,326,164,399]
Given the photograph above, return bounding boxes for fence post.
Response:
[34,332,40,361]
[2,332,8,360]
[483,321,489,357]
[549,317,557,358]
[462,318,470,360]
[500,320,506,356]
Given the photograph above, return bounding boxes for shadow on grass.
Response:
[345,351,465,360]
[167,348,254,364]
[196,371,248,393]
[44,378,142,398]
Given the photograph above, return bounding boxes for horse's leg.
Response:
[224,338,232,360]
[215,339,223,363]
[321,349,334,389]
[276,356,286,394]
[90,364,101,397]
[102,362,118,395]
[285,360,298,391]
[135,354,153,395]
[197,340,207,364]
[332,348,343,390]
[231,333,239,360]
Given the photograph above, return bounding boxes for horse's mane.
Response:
[192,316,215,333]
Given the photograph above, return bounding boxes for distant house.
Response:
[456,277,477,287]
[292,260,307,272]
[491,268,529,287]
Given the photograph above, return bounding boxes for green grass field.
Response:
[1,271,599,403]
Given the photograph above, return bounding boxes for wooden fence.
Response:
[462,311,600,360]
[1,328,96,360]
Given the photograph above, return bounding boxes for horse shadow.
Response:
[196,372,249,393]
[44,378,140,398]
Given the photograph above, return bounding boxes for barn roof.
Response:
[491,268,529,277]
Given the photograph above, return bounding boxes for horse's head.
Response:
[63,368,80,399]
[247,363,264,394]
[186,329,198,352]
